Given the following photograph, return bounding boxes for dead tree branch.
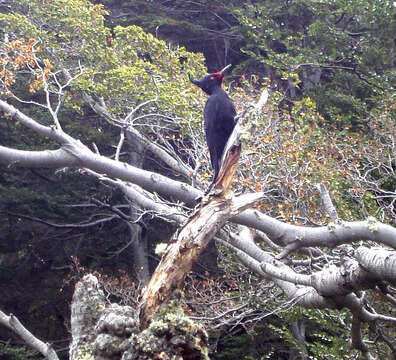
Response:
[0,310,59,360]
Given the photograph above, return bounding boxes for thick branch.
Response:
[2,99,396,251]
[0,100,76,145]
[236,211,396,251]
[139,116,251,327]
[0,146,77,168]
[0,310,59,360]
[354,246,396,284]
[140,191,264,328]
[260,256,379,297]
[227,230,396,323]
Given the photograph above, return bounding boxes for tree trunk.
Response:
[140,129,263,328]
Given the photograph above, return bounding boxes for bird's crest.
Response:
[212,71,224,80]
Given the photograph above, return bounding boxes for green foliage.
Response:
[87,0,395,129]
[93,0,246,70]
[234,0,395,128]
[0,0,206,126]
[212,307,353,359]
[0,0,109,65]
[213,332,257,360]
[234,77,395,224]
[268,308,353,359]
[0,342,40,360]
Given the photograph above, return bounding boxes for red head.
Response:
[212,71,225,80]
[189,64,231,95]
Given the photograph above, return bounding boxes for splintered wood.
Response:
[140,122,262,328]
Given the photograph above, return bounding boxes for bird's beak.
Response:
[219,64,232,76]
[188,74,201,86]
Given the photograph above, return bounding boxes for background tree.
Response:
[99,0,395,130]
[93,0,246,71]
[234,0,396,130]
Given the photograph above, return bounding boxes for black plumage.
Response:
[190,65,236,190]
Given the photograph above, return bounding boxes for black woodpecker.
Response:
[189,64,236,192]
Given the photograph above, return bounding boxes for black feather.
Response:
[190,68,236,190]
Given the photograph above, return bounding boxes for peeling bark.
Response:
[139,126,262,327]
[140,191,263,328]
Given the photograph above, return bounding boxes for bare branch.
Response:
[115,129,125,162]
[2,99,396,285]
[7,211,118,228]
[81,92,194,179]
[236,210,396,251]
[351,316,375,360]
[316,182,339,221]
[125,75,160,123]
[0,310,59,360]
[260,261,312,286]
[355,246,396,283]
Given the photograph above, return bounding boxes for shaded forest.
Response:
[0,0,395,359]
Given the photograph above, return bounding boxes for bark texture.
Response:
[140,130,263,327]
[0,310,59,360]
[70,274,106,360]
[69,274,209,360]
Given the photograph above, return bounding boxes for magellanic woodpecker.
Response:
[189,64,237,193]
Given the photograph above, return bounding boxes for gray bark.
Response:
[0,310,59,360]
[69,274,209,360]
